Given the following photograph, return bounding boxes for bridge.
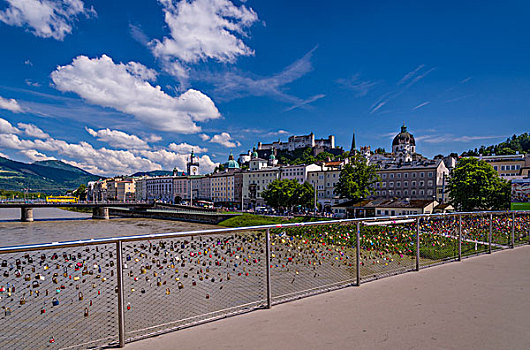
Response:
[0,202,152,221]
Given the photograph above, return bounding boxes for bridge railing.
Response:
[0,210,528,349]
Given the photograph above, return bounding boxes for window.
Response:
[396,190,401,195]
[412,173,416,178]
[427,189,433,195]
[501,165,505,170]
[428,172,433,177]
[404,173,408,178]
[382,191,386,196]
[420,181,424,187]
[420,190,424,195]
[396,182,401,187]
[404,181,408,187]
[382,174,387,179]
[389,182,394,187]
[390,174,394,179]
[404,190,408,196]
[412,190,416,195]
[428,180,433,186]
[382,182,386,188]
[494,166,498,170]
[420,172,425,178]
[377,210,381,215]
[412,181,416,187]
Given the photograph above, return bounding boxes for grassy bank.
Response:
[218,213,331,228]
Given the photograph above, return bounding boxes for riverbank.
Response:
[218,213,332,228]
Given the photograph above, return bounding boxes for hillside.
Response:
[131,170,173,177]
[0,157,100,194]
[462,133,530,156]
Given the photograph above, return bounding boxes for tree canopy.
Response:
[261,179,315,210]
[448,157,510,211]
[462,133,530,156]
[334,155,379,202]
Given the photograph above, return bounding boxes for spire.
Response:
[228,152,234,160]
[350,130,356,154]
[401,123,407,133]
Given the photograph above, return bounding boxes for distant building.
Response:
[479,153,530,180]
[257,132,336,152]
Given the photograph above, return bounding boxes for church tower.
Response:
[350,130,356,154]
[187,150,200,175]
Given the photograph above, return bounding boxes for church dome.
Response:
[392,124,415,146]
[225,152,240,169]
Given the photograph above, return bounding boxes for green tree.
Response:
[334,155,379,202]
[294,181,315,209]
[73,184,87,200]
[448,157,510,211]
[262,179,314,210]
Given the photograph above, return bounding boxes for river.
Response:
[0,208,218,247]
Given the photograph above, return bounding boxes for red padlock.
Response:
[49,337,55,343]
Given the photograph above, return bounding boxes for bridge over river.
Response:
[0,202,239,224]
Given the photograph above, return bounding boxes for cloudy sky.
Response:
[0,0,528,176]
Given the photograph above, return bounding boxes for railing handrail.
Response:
[0,209,527,254]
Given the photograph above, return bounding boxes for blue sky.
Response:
[0,0,528,176]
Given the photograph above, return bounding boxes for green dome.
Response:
[269,153,276,160]
[252,147,258,158]
[225,152,240,169]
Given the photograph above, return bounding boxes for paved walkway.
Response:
[125,246,530,350]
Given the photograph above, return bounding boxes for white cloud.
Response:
[0,118,21,134]
[206,46,318,103]
[0,118,219,176]
[209,132,240,148]
[337,74,378,97]
[151,0,258,80]
[0,96,23,113]
[199,133,210,141]
[168,142,207,153]
[85,127,149,149]
[0,0,96,40]
[146,134,162,143]
[20,149,56,161]
[51,55,221,133]
[284,94,325,112]
[412,101,430,110]
[17,122,49,138]
[139,149,217,174]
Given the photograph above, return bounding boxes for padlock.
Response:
[20,295,26,305]
[84,308,89,317]
[32,281,39,288]
[52,277,58,284]
[78,292,83,301]
[1,260,7,267]
[157,277,162,287]
[4,307,11,316]
[178,282,184,289]
[166,288,170,295]
[3,271,8,278]
[126,303,131,310]
[24,274,31,281]
[52,298,59,306]
[41,307,46,314]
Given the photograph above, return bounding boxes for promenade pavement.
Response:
[125,246,530,350]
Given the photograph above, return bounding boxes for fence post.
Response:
[116,241,125,348]
[416,217,420,271]
[489,213,492,254]
[265,228,272,309]
[511,212,515,248]
[458,215,462,261]
[356,221,361,286]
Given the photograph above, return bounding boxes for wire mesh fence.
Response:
[0,210,528,349]
[121,230,267,341]
[460,214,491,257]
[359,220,416,281]
[269,223,358,304]
[0,244,118,350]
[419,215,459,266]
[514,212,530,246]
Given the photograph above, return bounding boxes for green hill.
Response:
[0,157,100,194]
[462,133,530,156]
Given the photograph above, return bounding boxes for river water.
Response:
[0,208,217,247]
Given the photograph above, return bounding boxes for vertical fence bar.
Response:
[511,212,515,248]
[265,228,272,309]
[458,215,462,261]
[489,213,493,254]
[416,217,420,271]
[116,240,125,348]
[356,221,361,286]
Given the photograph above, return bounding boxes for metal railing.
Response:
[0,210,528,349]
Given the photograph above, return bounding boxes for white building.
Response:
[257,132,335,152]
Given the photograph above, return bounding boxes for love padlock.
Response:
[84,308,89,317]
[166,288,170,295]
[52,298,59,306]
[157,277,162,287]
[78,292,83,301]
[4,307,11,316]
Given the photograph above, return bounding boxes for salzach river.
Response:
[0,208,217,247]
